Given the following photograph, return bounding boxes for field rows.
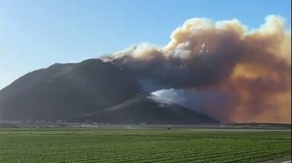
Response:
[0,129,290,163]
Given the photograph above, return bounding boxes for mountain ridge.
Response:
[66,95,219,124]
[0,59,219,124]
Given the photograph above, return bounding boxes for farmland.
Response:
[0,128,290,163]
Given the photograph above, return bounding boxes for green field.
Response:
[0,128,290,163]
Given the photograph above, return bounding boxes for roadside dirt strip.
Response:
[262,157,291,163]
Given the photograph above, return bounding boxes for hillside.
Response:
[66,96,219,124]
[0,59,219,124]
[0,59,143,121]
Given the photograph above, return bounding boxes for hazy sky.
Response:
[0,0,291,89]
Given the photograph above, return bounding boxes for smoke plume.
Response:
[102,15,291,123]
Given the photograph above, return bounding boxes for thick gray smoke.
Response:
[102,15,291,123]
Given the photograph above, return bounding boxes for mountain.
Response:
[0,58,219,124]
[66,96,219,124]
[0,59,144,121]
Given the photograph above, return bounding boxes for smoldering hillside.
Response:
[103,15,291,123]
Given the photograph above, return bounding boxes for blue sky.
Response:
[0,0,291,89]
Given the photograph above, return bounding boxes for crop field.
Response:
[0,128,291,163]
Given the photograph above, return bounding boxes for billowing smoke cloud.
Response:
[102,15,291,123]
